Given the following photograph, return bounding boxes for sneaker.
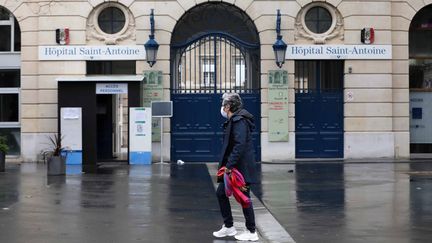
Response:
[234,230,259,241]
[213,225,237,238]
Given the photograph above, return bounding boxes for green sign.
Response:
[142,71,163,142]
[268,70,289,142]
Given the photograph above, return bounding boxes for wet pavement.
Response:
[256,162,432,243]
[1,161,432,243]
[0,163,230,243]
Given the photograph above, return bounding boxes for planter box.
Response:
[47,156,65,176]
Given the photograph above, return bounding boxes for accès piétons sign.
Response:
[39,45,145,60]
[286,45,392,60]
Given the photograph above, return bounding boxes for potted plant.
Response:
[44,134,66,176]
[0,136,9,172]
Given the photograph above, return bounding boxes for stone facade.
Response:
[1,0,426,162]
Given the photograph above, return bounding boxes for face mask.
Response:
[220,106,228,119]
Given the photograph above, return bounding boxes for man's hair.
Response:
[222,93,243,112]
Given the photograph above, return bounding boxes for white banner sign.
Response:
[96,83,128,94]
[286,45,392,60]
[39,45,145,60]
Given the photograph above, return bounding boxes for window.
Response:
[0,94,18,122]
[234,57,245,88]
[305,6,332,34]
[87,61,136,75]
[0,128,20,156]
[98,7,126,34]
[410,5,432,58]
[201,57,215,87]
[0,7,20,155]
[0,70,20,87]
[0,7,20,52]
[203,72,215,87]
[0,72,20,155]
[295,61,343,93]
[409,59,432,89]
[0,8,9,20]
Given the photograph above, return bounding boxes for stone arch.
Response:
[408,3,432,154]
[171,2,259,46]
[169,1,262,162]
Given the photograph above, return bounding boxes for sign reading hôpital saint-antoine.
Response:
[39,45,146,60]
[286,45,392,60]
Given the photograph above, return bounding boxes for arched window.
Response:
[0,7,20,51]
[0,6,21,155]
[409,5,432,154]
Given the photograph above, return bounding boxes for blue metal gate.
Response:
[170,33,261,162]
[295,61,344,158]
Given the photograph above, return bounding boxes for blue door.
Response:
[171,92,260,162]
[170,3,261,162]
[295,61,344,158]
[170,34,261,162]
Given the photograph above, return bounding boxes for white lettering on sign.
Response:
[286,45,392,60]
[39,46,145,60]
[96,83,128,94]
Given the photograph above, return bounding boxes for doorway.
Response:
[409,5,432,155]
[96,93,129,162]
[170,2,261,162]
[58,81,141,173]
[295,60,344,158]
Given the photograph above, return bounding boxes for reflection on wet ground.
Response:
[0,163,235,243]
[2,161,432,243]
[255,162,432,243]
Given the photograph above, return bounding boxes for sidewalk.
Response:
[206,163,295,243]
[0,163,226,243]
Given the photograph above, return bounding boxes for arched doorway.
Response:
[170,3,261,162]
[409,5,432,155]
[0,6,21,156]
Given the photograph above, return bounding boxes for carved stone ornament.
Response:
[86,2,135,44]
[294,2,344,44]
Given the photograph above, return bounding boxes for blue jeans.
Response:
[216,182,256,233]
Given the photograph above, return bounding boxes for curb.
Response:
[206,163,295,243]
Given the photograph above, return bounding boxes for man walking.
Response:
[213,93,259,241]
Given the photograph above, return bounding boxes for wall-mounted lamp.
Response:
[272,10,287,68]
[144,9,159,68]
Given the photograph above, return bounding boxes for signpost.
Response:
[151,101,173,164]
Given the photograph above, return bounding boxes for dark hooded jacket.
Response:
[218,109,257,184]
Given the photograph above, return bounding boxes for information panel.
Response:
[268,70,289,142]
[410,92,432,143]
[129,107,152,164]
[60,107,82,165]
[142,71,164,142]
